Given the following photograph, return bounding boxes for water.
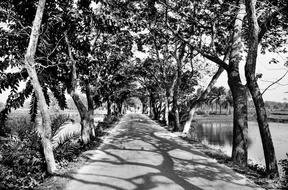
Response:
[195,120,288,169]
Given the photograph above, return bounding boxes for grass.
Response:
[0,108,113,190]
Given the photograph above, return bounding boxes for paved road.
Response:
[64,113,262,190]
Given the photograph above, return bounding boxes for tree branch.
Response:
[261,70,288,95]
[166,24,229,70]
[258,5,288,41]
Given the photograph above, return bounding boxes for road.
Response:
[64,113,262,190]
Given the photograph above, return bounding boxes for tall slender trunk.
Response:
[149,95,153,117]
[220,104,222,114]
[85,82,96,137]
[247,76,278,176]
[107,99,112,117]
[170,43,184,131]
[85,82,94,114]
[228,0,248,167]
[172,87,180,131]
[245,0,278,177]
[116,102,122,115]
[24,0,56,174]
[164,92,169,126]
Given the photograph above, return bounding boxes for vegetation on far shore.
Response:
[1,0,288,189]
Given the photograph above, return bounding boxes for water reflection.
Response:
[194,121,288,168]
[196,122,234,147]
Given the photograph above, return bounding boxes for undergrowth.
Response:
[0,113,114,190]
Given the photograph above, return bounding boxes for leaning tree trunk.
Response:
[182,65,225,135]
[246,74,278,177]
[70,92,92,144]
[65,34,92,144]
[245,0,278,177]
[24,0,56,174]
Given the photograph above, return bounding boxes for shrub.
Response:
[280,154,288,188]
[51,114,72,136]
[0,114,71,189]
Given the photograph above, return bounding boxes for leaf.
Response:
[51,121,81,149]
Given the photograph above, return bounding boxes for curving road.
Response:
[64,113,262,190]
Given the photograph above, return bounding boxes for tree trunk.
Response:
[172,89,180,132]
[220,104,222,114]
[65,34,92,144]
[165,92,169,126]
[85,82,94,114]
[228,0,248,167]
[142,100,147,114]
[85,83,96,137]
[70,92,91,143]
[170,43,185,131]
[182,66,225,134]
[245,0,279,178]
[228,74,248,167]
[24,0,56,174]
[182,107,196,139]
[116,102,122,116]
[107,99,112,117]
[247,76,278,177]
[149,95,153,118]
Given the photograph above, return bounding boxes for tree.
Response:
[164,0,249,166]
[23,0,56,174]
[182,66,225,134]
[243,0,288,177]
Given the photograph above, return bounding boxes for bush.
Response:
[0,132,46,189]
[0,114,71,189]
[0,113,110,189]
[195,110,207,115]
[280,154,288,188]
[51,114,72,136]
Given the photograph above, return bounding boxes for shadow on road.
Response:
[61,113,260,190]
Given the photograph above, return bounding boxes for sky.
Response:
[0,44,287,104]
[215,51,288,102]
[1,52,287,104]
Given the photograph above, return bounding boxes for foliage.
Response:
[52,121,81,149]
[279,154,288,188]
[0,112,115,189]
[0,116,46,189]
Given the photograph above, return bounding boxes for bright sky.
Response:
[1,51,287,104]
[215,52,288,102]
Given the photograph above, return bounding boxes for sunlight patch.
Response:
[168,149,206,161]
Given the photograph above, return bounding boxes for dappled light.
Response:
[1,0,287,188]
[63,114,261,190]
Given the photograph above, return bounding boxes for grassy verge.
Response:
[180,136,287,189]
[0,110,119,190]
[35,115,120,190]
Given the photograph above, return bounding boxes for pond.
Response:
[194,120,288,171]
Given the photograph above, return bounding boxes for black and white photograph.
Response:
[0,0,288,189]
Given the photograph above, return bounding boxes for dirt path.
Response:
[63,113,262,190]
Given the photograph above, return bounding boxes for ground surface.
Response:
[62,113,262,190]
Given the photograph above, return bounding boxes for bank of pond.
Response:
[191,119,288,173]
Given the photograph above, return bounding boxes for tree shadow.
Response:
[61,113,260,190]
